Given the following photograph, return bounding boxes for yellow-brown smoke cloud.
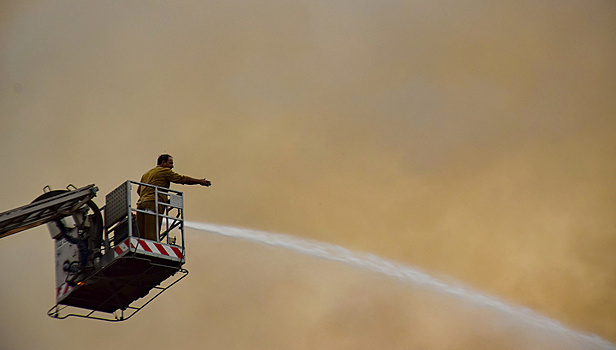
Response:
[1,0,615,349]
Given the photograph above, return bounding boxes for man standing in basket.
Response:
[137,154,211,241]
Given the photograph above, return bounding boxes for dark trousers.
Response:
[136,201,164,241]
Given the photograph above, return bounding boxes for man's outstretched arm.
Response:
[184,176,212,186]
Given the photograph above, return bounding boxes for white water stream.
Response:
[185,221,615,349]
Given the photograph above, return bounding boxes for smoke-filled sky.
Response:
[1,0,615,349]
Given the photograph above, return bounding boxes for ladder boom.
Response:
[0,184,98,239]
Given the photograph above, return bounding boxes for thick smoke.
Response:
[0,0,615,349]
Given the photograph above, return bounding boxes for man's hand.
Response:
[200,179,212,187]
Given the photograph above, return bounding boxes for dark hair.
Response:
[157,154,172,165]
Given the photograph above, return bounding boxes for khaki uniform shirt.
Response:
[137,166,187,204]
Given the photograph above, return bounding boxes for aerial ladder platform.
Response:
[0,181,188,321]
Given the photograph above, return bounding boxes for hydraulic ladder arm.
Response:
[0,184,98,239]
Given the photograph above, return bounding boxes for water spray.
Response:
[185,221,615,350]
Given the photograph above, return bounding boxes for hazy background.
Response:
[1,0,615,349]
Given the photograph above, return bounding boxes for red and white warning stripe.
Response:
[56,283,73,301]
[114,237,185,261]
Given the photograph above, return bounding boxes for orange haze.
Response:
[1,1,615,349]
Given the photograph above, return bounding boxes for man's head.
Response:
[157,154,174,169]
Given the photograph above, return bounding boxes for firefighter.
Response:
[136,154,211,240]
